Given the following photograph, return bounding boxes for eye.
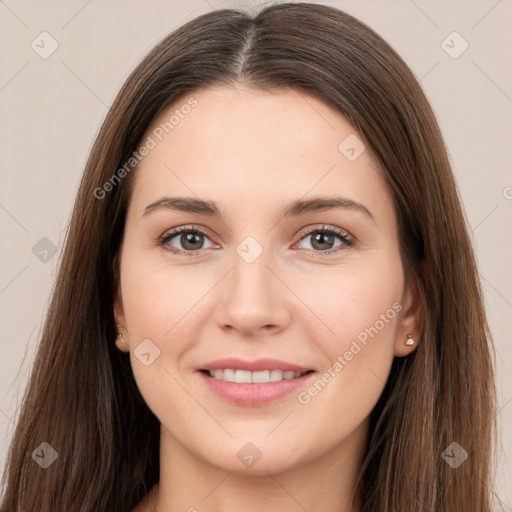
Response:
[158,224,354,257]
[159,226,215,255]
[294,225,354,256]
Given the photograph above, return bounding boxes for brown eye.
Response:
[160,227,215,254]
[178,231,205,250]
[297,226,353,255]
[308,231,337,251]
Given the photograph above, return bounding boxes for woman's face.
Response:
[114,85,420,475]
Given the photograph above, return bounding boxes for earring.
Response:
[116,323,126,344]
[405,334,415,346]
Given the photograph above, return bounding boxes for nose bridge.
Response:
[214,237,290,334]
[232,243,273,299]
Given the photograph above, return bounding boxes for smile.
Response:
[201,368,313,383]
[197,369,316,406]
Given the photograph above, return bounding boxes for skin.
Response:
[114,85,422,512]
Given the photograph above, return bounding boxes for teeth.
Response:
[206,368,306,383]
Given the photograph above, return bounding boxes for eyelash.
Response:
[158,224,355,258]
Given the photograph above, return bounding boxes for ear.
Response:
[113,286,130,352]
[394,272,423,357]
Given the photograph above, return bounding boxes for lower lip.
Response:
[197,370,316,406]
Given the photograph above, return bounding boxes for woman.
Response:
[0,2,497,511]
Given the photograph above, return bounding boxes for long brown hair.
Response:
[1,3,497,510]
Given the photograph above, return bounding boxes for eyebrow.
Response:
[143,195,375,223]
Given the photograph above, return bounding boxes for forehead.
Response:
[128,85,393,223]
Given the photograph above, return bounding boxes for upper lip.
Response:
[197,358,314,373]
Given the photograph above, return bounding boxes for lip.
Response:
[198,371,316,406]
[197,358,313,373]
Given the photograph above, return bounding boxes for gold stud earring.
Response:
[116,323,126,345]
[405,334,415,346]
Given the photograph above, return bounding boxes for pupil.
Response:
[182,232,202,250]
[313,232,333,250]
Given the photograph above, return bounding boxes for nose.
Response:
[213,249,292,338]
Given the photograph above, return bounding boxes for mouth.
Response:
[199,368,315,383]
[195,358,317,406]
[195,357,317,405]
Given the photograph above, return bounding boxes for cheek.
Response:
[294,256,403,349]
[120,251,208,341]
[118,253,189,402]
[119,250,228,416]
[293,260,402,416]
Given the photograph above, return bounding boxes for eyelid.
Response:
[295,224,352,242]
[159,223,355,256]
[292,224,355,256]
[158,224,218,253]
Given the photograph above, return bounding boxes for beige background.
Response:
[1,0,511,507]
